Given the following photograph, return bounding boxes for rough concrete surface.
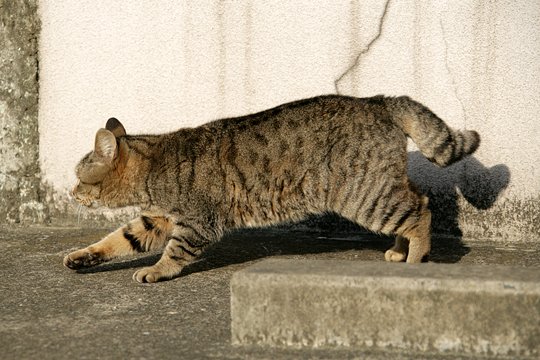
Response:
[0,0,43,224]
[0,226,539,359]
[232,260,540,357]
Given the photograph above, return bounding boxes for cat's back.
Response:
[203,94,386,134]
[128,95,396,165]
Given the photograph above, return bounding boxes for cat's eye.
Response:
[78,174,102,185]
[72,180,92,195]
[77,163,110,184]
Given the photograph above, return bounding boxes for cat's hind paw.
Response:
[384,248,407,262]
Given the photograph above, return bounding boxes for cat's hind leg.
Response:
[63,214,172,269]
[132,221,214,283]
[339,183,431,263]
[382,192,431,263]
[398,203,431,263]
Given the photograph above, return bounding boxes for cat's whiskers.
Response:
[77,204,83,225]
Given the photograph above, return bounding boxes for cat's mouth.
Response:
[73,196,98,208]
[84,200,100,208]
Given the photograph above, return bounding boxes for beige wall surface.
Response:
[38,0,539,240]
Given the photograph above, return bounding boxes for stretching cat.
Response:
[64,95,479,283]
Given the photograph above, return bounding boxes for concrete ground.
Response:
[0,226,538,360]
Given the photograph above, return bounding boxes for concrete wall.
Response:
[36,0,539,240]
[0,0,45,224]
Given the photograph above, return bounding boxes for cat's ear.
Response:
[105,117,126,138]
[94,128,117,162]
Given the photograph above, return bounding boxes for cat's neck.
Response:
[100,139,153,208]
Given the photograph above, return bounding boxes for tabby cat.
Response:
[64,95,479,283]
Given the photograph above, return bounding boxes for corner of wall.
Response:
[0,0,47,224]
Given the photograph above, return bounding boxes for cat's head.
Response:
[71,118,127,208]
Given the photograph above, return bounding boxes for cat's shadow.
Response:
[78,153,510,277]
[407,152,511,237]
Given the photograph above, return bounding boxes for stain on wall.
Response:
[0,0,45,224]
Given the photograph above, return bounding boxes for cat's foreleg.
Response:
[63,214,173,269]
[132,222,212,283]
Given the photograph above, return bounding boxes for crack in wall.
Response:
[334,0,393,94]
[439,15,475,196]
[439,17,468,128]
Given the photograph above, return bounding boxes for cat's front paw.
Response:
[133,264,180,283]
[64,249,105,269]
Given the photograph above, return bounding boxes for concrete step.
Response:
[231,259,540,358]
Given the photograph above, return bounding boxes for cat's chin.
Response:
[93,201,137,209]
[75,200,99,209]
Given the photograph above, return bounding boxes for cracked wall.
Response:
[37,1,539,241]
[0,0,45,224]
[335,0,540,240]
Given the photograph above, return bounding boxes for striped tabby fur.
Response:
[64,95,480,283]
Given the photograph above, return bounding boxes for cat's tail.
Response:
[385,96,480,167]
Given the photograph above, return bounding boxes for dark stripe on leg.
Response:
[179,244,197,257]
[394,199,424,233]
[171,236,204,252]
[392,208,415,233]
[175,221,205,244]
[124,231,144,252]
[141,216,154,231]
[170,237,200,258]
